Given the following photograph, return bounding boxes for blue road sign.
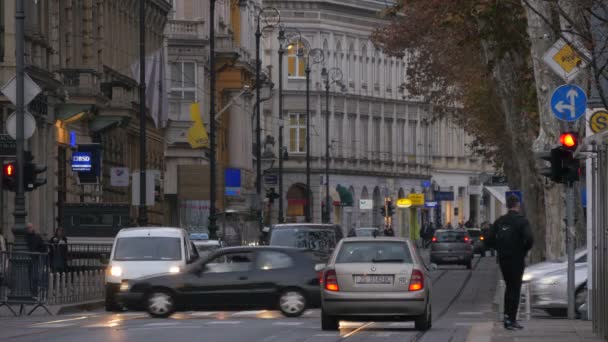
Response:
[550,84,587,122]
[505,190,523,205]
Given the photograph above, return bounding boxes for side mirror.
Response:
[429,263,438,271]
[314,263,326,272]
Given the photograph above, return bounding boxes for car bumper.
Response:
[528,282,566,309]
[321,290,426,316]
[116,291,146,308]
[430,251,472,263]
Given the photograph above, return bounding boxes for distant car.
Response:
[319,237,432,331]
[116,246,322,318]
[523,249,587,316]
[429,229,473,269]
[348,227,382,237]
[268,224,343,260]
[192,239,225,258]
[466,228,486,256]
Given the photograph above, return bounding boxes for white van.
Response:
[105,227,199,311]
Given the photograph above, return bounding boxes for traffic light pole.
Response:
[12,0,27,251]
[566,183,576,319]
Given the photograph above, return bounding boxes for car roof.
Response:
[340,237,410,243]
[116,227,185,238]
[435,229,467,233]
[213,246,307,253]
[272,223,338,228]
[193,240,221,246]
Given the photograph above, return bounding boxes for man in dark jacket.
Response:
[486,195,534,330]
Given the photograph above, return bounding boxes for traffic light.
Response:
[387,201,394,217]
[23,153,47,191]
[2,161,17,192]
[380,206,386,217]
[560,132,578,149]
[537,132,581,184]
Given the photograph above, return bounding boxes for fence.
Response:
[47,270,105,305]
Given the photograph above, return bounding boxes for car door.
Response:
[249,250,297,306]
[185,251,255,310]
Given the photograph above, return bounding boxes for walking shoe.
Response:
[503,319,516,330]
[511,321,524,330]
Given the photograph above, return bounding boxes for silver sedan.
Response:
[318,237,432,331]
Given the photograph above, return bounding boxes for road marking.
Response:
[342,322,373,338]
[30,323,75,328]
[374,332,393,337]
[273,322,303,326]
[31,316,88,326]
[144,322,182,327]
[314,333,339,337]
[458,311,484,315]
[190,311,219,316]
[231,310,267,316]
[205,320,242,325]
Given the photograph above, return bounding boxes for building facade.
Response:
[0,0,170,240]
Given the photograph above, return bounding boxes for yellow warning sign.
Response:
[552,44,582,74]
[590,110,608,134]
[187,102,209,149]
[407,193,425,206]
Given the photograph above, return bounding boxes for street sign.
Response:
[421,180,431,188]
[550,84,587,122]
[434,191,454,201]
[0,134,16,157]
[0,73,42,106]
[225,168,241,197]
[589,109,608,134]
[396,198,412,208]
[71,152,92,172]
[6,111,36,139]
[542,39,590,83]
[424,201,438,208]
[110,167,129,187]
[359,199,373,210]
[264,174,278,185]
[407,193,425,206]
[506,190,523,205]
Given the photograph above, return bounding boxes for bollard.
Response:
[496,280,505,321]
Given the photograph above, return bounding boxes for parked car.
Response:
[348,227,382,237]
[429,229,473,269]
[466,228,486,256]
[318,237,432,331]
[268,224,343,260]
[523,249,587,316]
[116,246,322,318]
[104,227,200,311]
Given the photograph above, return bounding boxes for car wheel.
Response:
[321,310,339,330]
[146,290,176,318]
[278,290,307,317]
[415,300,432,331]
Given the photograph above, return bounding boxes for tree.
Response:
[372,0,606,260]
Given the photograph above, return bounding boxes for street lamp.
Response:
[320,67,344,223]
[255,6,280,231]
[208,0,218,238]
[304,47,324,222]
[277,26,301,224]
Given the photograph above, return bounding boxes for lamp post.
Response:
[208,0,218,238]
[303,48,324,222]
[320,67,343,223]
[277,28,285,223]
[137,0,147,227]
[255,7,280,230]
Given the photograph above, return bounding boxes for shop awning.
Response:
[336,185,353,207]
[484,186,509,205]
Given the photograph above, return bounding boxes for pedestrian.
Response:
[25,223,47,299]
[486,195,534,330]
[49,227,68,273]
[26,223,46,253]
[465,219,474,228]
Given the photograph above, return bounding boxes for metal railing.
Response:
[47,270,105,305]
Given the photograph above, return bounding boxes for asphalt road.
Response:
[0,255,499,342]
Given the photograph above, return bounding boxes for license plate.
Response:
[354,275,393,284]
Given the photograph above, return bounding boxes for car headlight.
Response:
[119,281,130,292]
[539,276,560,285]
[110,266,122,277]
[169,266,180,274]
[522,273,532,282]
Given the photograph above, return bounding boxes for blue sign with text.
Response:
[505,190,523,205]
[71,152,92,172]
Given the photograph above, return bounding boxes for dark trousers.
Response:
[498,256,525,321]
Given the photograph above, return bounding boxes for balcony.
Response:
[167,19,206,41]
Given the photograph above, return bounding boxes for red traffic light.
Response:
[4,163,14,176]
[560,132,578,149]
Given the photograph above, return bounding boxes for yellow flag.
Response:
[187,102,209,149]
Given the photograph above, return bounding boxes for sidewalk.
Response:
[0,299,103,317]
[466,318,605,342]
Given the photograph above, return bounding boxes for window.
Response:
[204,252,253,273]
[349,116,357,158]
[113,237,182,261]
[170,61,197,118]
[361,117,369,158]
[336,241,412,264]
[336,114,343,157]
[373,119,381,158]
[269,228,337,253]
[287,41,306,78]
[288,113,306,153]
[256,251,294,270]
[361,45,368,86]
[385,121,392,158]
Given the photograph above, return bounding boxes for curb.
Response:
[53,300,105,315]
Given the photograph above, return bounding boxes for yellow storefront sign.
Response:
[407,193,425,206]
[396,198,412,208]
[187,102,209,149]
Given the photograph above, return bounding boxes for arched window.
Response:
[335,41,342,69]
[348,43,355,86]
[323,39,329,60]
[287,40,307,78]
[361,45,367,86]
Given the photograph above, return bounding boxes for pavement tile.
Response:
[484,319,605,342]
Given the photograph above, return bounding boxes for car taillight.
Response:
[408,269,424,291]
[464,236,470,243]
[480,236,484,241]
[324,269,339,291]
[431,236,437,243]
[317,270,324,284]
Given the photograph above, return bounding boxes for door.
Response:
[249,250,297,306]
[186,251,255,309]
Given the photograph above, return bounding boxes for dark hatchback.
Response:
[116,246,322,318]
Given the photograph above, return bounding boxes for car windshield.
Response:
[113,237,181,261]
[436,230,468,242]
[467,230,481,237]
[269,228,337,252]
[336,241,413,263]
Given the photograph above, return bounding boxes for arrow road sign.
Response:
[550,84,587,122]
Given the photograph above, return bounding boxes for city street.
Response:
[0,257,497,342]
